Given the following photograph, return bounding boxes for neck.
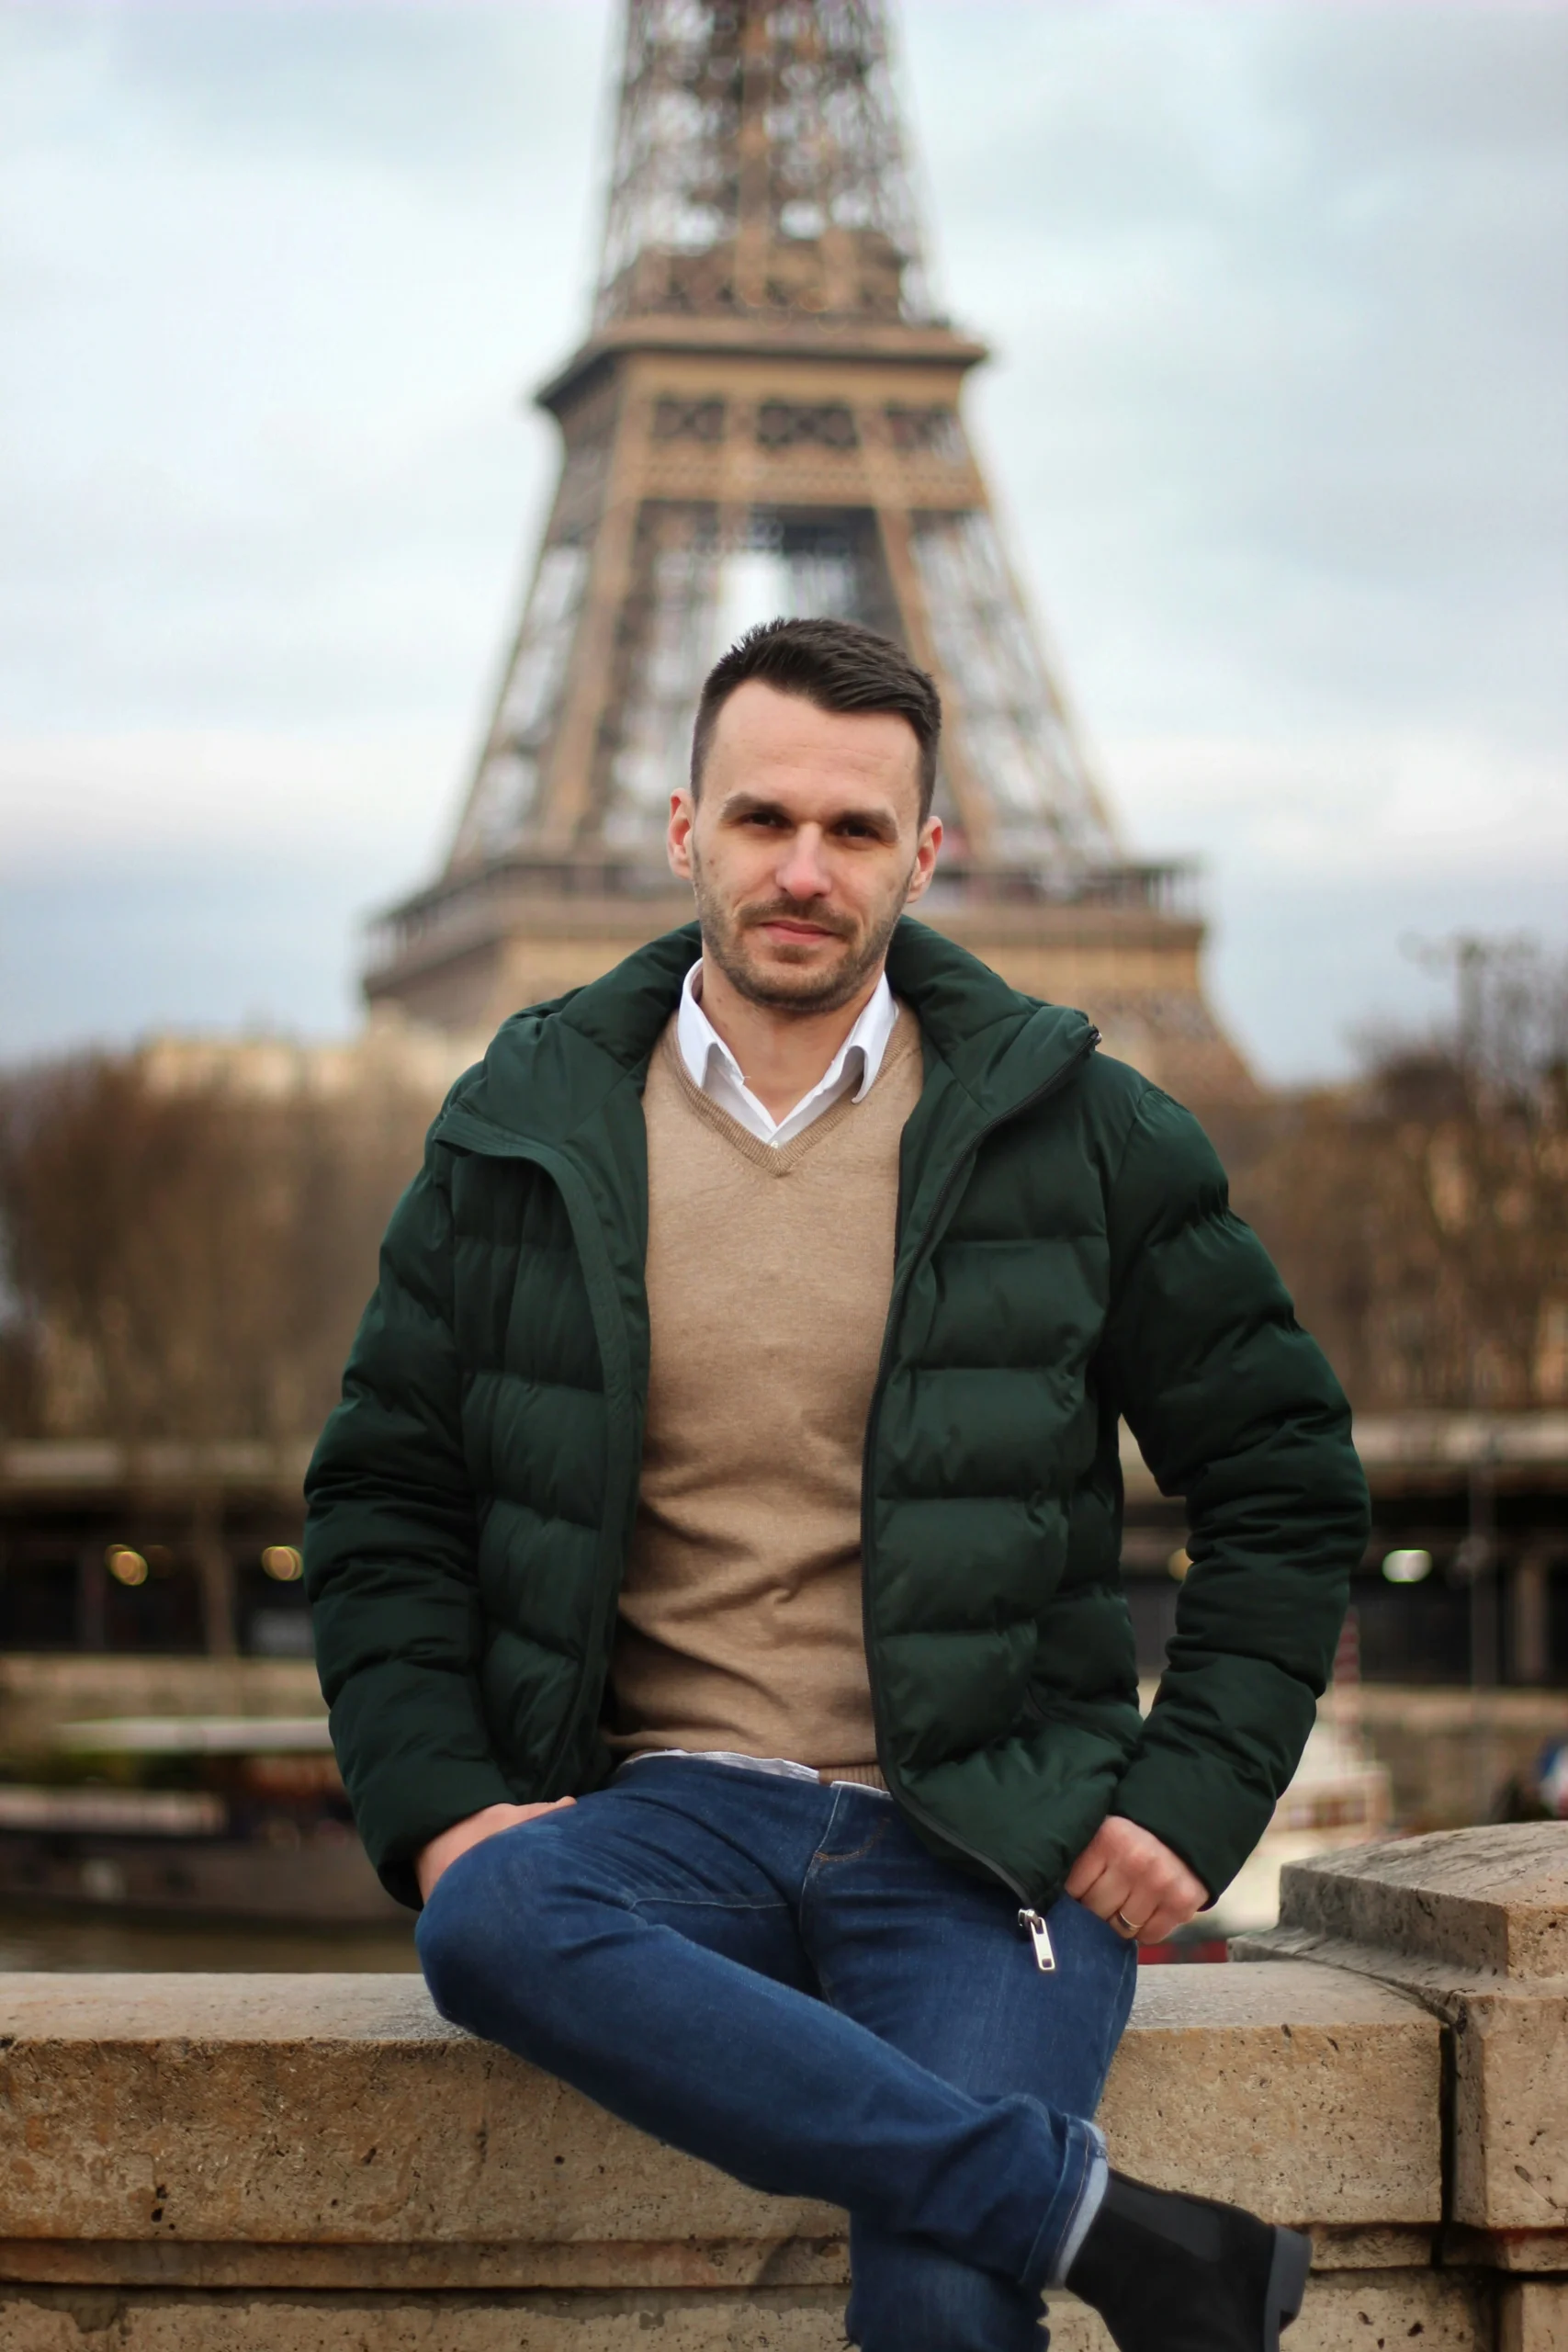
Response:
[696,953,884,1121]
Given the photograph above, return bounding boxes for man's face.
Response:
[667,680,942,1016]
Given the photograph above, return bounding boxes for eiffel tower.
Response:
[365,0,1252,1103]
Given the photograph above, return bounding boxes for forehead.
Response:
[705,679,921,814]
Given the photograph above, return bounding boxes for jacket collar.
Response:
[433,917,1095,1154]
[885,921,1097,1120]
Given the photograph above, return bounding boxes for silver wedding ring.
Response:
[1114,1909,1141,1939]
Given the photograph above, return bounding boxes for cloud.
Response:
[0,727,460,868]
[102,2,618,182]
[0,726,463,1058]
[0,3,604,735]
[907,3,1568,745]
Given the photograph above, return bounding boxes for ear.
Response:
[902,815,943,907]
[667,788,696,882]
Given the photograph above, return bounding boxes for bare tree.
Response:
[1233,942,1568,1411]
[0,1048,435,1442]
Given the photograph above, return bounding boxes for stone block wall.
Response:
[1,1826,1564,2347]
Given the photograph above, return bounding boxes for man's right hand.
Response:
[414,1797,575,1905]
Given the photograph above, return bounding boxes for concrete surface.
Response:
[1502,2281,1568,2352]
[0,1962,1439,2255]
[1239,1826,1568,2245]
[1269,1823,1568,1980]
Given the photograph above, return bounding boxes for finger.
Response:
[1106,1876,1161,1939]
[1122,1867,1205,1945]
[1065,1826,1120,1899]
[1109,1874,1170,1940]
[1064,1847,1104,1900]
[1134,1905,1182,1948]
[1136,1894,1201,1946]
[1078,1869,1138,1928]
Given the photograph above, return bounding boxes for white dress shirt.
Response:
[675,960,898,1147]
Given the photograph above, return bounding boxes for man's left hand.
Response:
[1066,1815,1207,1946]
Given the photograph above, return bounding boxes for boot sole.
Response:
[1266,2226,1313,2343]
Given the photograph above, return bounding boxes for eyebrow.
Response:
[716,791,901,840]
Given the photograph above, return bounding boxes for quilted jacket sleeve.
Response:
[304,1148,514,1908]
[1099,1084,1371,1901]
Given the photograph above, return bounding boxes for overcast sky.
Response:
[3,1,1565,1081]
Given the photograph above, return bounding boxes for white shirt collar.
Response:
[675,960,899,1148]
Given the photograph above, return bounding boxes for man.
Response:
[305,617,1369,2352]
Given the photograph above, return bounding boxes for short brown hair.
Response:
[690,616,942,821]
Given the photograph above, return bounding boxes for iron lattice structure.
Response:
[594,0,935,328]
[441,0,1119,881]
[367,0,1250,1103]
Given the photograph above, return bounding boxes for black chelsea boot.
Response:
[1066,2170,1311,2351]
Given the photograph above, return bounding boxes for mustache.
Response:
[739,899,857,941]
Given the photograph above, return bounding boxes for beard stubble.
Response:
[689,842,914,1016]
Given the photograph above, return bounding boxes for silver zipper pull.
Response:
[1018,1907,1056,1973]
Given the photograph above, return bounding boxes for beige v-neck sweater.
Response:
[604,1003,924,1778]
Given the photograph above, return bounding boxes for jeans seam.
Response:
[810,1830,888,1866]
[809,1784,893,1870]
[798,1781,852,1952]
[629,1897,791,1915]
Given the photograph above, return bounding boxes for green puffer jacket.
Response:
[305,920,1369,1913]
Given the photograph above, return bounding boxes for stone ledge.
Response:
[0,2271,1503,2352]
[5,2241,852,2292]
[0,1962,1439,2253]
[0,2224,1440,2292]
[1097,1960,1439,2226]
[1239,1826,1568,2243]
[1451,2233,1568,2278]
[0,2229,1448,2286]
[10,1826,1567,2347]
[1252,1823,1568,1984]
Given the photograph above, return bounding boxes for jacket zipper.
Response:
[1019,1909,1057,1971]
[858,1029,1099,1966]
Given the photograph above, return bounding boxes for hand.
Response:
[1066,1815,1207,1947]
[415,1797,575,1905]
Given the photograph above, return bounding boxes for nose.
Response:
[774,825,831,901]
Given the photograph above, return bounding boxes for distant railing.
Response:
[362,854,1201,984]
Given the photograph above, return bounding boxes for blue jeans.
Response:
[417,1759,1136,2351]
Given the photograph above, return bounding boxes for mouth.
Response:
[744,908,851,947]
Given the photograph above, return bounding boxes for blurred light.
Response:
[1382,1548,1433,1585]
[1168,1547,1190,1582]
[261,1544,304,1583]
[106,1545,148,1588]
